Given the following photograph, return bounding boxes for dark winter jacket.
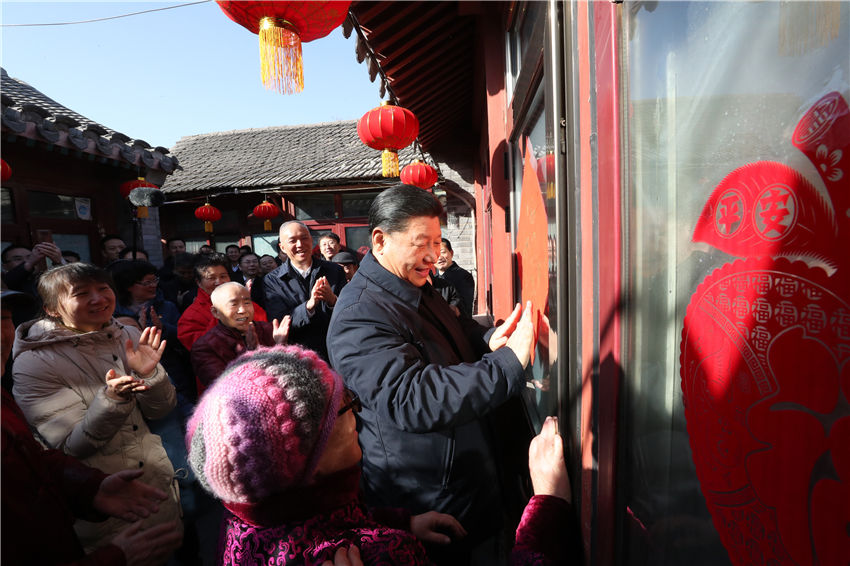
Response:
[327,252,526,546]
[190,321,276,391]
[435,262,475,317]
[264,258,346,360]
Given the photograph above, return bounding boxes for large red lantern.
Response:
[120,177,159,218]
[217,1,351,94]
[195,202,222,233]
[400,160,439,190]
[358,102,419,177]
[253,198,280,231]
[1,159,11,183]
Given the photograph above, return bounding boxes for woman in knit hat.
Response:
[186,345,466,565]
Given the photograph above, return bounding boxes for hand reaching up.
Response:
[273,315,292,344]
[529,416,571,502]
[124,326,165,378]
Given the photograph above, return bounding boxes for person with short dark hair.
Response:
[435,238,475,317]
[327,184,536,564]
[160,252,199,312]
[259,254,280,275]
[2,245,31,272]
[264,221,346,361]
[100,234,126,265]
[198,244,215,257]
[62,249,81,263]
[225,244,242,277]
[239,244,252,255]
[237,251,266,307]
[166,238,186,256]
[318,233,341,261]
[177,255,267,351]
[119,247,149,262]
[2,243,65,323]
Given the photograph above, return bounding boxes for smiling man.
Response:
[327,184,536,565]
[190,282,289,392]
[263,221,346,361]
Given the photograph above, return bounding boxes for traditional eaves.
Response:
[0,68,178,173]
[160,120,428,197]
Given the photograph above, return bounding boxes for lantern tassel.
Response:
[264,219,272,231]
[259,17,304,95]
[136,206,149,219]
[382,149,400,177]
[204,221,213,233]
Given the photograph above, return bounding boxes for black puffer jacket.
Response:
[327,252,525,546]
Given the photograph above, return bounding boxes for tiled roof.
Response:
[160,120,427,196]
[0,67,178,173]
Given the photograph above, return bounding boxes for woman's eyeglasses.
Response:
[338,389,362,416]
[135,277,159,287]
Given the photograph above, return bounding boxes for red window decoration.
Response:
[357,102,419,177]
[1,159,11,182]
[253,198,281,231]
[216,1,351,94]
[119,177,159,218]
[400,160,439,190]
[195,202,222,233]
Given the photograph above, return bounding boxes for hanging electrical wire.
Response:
[1,1,211,27]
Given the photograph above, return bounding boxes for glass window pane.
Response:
[292,194,336,220]
[1,188,15,223]
[344,226,371,255]
[251,233,278,258]
[27,191,87,220]
[340,192,378,218]
[621,3,849,565]
[52,233,91,263]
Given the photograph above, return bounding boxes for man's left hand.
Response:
[410,511,467,545]
[92,469,167,521]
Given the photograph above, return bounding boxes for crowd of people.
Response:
[1,184,578,566]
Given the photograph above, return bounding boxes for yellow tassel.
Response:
[136,206,149,219]
[259,17,304,95]
[382,149,399,177]
[204,221,213,233]
[264,219,272,231]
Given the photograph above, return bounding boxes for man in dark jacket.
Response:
[327,184,535,565]
[264,221,346,361]
[435,238,476,317]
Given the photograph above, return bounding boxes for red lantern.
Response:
[1,159,11,183]
[195,202,222,233]
[358,102,419,177]
[217,1,351,94]
[253,199,280,231]
[119,177,159,218]
[400,160,439,190]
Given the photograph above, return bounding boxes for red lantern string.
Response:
[195,202,222,233]
[253,199,281,231]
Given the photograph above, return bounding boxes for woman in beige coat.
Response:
[12,263,182,559]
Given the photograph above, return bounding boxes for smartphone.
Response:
[35,229,53,244]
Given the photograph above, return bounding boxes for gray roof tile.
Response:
[160,120,431,196]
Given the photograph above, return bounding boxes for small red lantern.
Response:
[195,202,222,233]
[253,198,280,231]
[400,160,438,190]
[217,1,351,94]
[358,101,419,177]
[1,159,11,183]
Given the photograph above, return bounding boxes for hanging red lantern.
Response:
[358,101,419,177]
[253,198,280,231]
[217,1,351,95]
[1,159,11,183]
[119,177,160,218]
[195,202,222,233]
[400,160,439,190]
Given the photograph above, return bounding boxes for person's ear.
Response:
[210,306,221,321]
[372,229,386,254]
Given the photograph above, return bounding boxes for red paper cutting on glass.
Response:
[680,92,850,566]
[515,140,550,361]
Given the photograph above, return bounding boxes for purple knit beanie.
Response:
[185,345,344,506]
